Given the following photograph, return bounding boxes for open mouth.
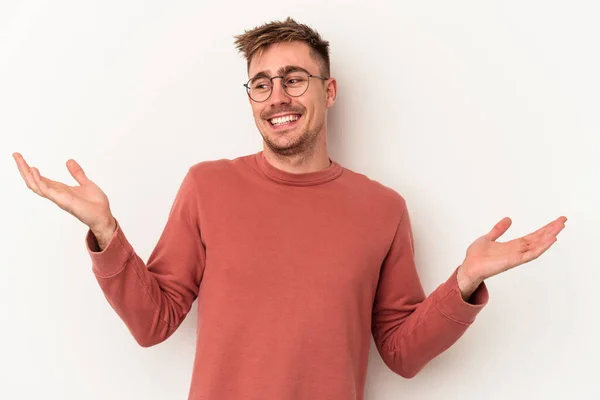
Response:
[267,114,302,130]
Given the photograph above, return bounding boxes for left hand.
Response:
[457,216,567,299]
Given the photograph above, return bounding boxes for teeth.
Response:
[269,114,300,126]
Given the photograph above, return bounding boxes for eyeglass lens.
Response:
[246,72,310,102]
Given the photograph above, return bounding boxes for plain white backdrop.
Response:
[1,0,598,399]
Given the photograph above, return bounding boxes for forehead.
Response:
[248,41,319,76]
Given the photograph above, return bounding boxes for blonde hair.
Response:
[233,17,330,77]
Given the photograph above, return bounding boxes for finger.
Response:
[524,217,566,241]
[523,218,564,240]
[13,153,36,189]
[31,167,52,197]
[484,217,512,241]
[544,221,566,238]
[31,168,72,205]
[13,153,27,182]
[14,154,43,196]
[529,220,556,238]
[66,159,89,186]
[29,168,47,197]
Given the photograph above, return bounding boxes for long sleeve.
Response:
[371,205,489,378]
[85,168,206,347]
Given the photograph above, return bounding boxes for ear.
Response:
[325,77,337,108]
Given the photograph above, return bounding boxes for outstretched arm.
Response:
[13,153,205,347]
[372,203,566,378]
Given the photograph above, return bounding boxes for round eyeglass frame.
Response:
[243,72,329,102]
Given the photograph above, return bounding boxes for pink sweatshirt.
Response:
[86,150,488,399]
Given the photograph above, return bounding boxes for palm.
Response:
[13,153,112,228]
[464,216,567,281]
[40,178,109,222]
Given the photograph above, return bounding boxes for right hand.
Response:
[13,152,116,235]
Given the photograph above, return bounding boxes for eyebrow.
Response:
[250,65,311,80]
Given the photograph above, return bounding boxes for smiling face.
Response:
[247,41,337,157]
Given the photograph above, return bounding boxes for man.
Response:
[13,17,566,400]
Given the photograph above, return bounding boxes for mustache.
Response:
[262,106,305,120]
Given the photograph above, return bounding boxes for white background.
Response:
[1,1,598,399]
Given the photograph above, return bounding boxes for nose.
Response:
[268,77,291,105]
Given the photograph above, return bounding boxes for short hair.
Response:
[233,17,330,77]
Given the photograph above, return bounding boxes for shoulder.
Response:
[340,165,408,215]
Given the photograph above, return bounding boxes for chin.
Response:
[266,136,301,152]
[267,133,317,157]
[258,117,321,154]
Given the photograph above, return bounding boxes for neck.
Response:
[262,146,331,174]
[262,129,331,174]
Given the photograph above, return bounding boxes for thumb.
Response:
[66,159,89,186]
[483,217,512,241]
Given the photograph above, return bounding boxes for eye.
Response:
[250,78,271,91]
[285,76,306,87]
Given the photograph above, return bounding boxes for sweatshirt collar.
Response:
[254,150,343,186]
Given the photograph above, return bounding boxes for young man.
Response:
[13,17,566,400]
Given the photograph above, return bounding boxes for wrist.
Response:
[91,214,115,233]
[90,215,117,251]
[457,263,483,302]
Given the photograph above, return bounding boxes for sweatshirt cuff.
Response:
[435,266,489,325]
[85,218,134,278]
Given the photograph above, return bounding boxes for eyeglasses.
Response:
[243,71,329,102]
